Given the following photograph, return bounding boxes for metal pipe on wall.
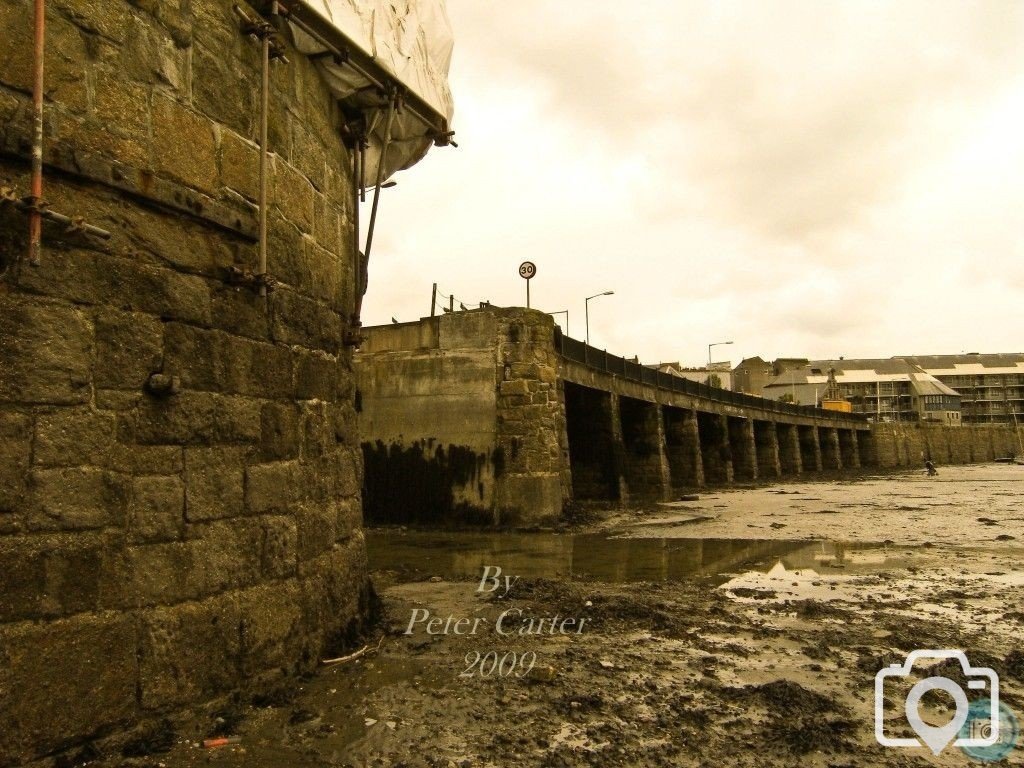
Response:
[256,5,273,297]
[28,0,45,266]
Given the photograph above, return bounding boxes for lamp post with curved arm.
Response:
[585,291,614,345]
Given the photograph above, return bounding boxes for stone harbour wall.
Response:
[357,307,567,526]
[0,1,369,764]
[868,424,1024,467]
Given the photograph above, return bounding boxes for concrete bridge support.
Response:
[728,417,758,481]
[838,429,860,469]
[565,382,621,502]
[820,427,843,470]
[697,412,734,484]
[777,424,803,476]
[619,396,671,501]
[754,420,782,479]
[798,425,823,472]
[663,407,705,490]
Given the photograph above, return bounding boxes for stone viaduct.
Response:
[357,307,872,526]
[358,307,1024,526]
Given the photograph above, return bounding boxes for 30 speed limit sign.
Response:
[519,261,537,307]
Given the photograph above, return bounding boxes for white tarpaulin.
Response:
[289,0,455,183]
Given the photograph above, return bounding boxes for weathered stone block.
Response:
[295,349,340,401]
[334,497,361,541]
[118,519,262,606]
[184,446,247,521]
[245,459,303,513]
[132,392,261,445]
[15,249,213,326]
[236,580,307,678]
[0,2,89,111]
[137,595,242,710]
[221,128,259,201]
[193,43,253,136]
[211,285,270,340]
[93,67,150,140]
[294,502,336,565]
[303,237,344,304]
[0,297,93,405]
[290,120,327,192]
[26,467,127,531]
[0,532,107,621]
[260,402,301,461]
[131,475,184,543]
[163,321,218,391]
[33,407,117,467]
[95,308,164,390]
[152,94,218,193]
[261,514,298,578]
[0,614,136,765]
[0,410,32,516]
[312,193,345,257]
[301,401,333,459]
[270,288,342,351]
[272,156,315,233]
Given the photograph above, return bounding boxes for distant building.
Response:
[901,354,1024,425]
[648,361,732,390]
[733,356,808,395]
[760,358,962,425]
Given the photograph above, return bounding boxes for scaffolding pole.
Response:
[28,0,45,266]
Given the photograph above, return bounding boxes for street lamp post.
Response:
[585,291,614,345]
[708,340,733,366]
[548,310,569,336]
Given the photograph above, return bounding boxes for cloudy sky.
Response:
[361,0,1024,367]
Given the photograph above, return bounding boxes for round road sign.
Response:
[519,261,537,280]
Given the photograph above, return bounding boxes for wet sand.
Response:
[104,465,1024,767]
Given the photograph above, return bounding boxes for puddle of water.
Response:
[366,531,926,584]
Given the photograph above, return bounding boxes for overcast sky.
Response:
[361,0,1024,368]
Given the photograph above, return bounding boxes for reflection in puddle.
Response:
[366,531,922,584]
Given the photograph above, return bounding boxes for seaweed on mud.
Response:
[729,587,778,599]
[208,694,247,737]
[787,599,851,619]
[721,679,842,716]
[764,715,857,755]
[121,719,176,756]
[1003,649,1024,682]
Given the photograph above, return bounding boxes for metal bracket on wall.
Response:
[226,264,277,294]
[1,184,111,243]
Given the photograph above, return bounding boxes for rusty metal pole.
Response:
[257,14,270,297]
[28,0,45,266]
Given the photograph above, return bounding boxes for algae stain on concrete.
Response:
[361,440,495,526]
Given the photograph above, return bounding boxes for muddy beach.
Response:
[100,466,1024,767]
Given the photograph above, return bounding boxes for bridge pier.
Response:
[798,425,823,472]
[565,382,621,502]
[820,427,843,470]
[697,412,733,484]
[619,396,671,501]
[728,417,758,481]
[777,423,803,476]
[857,429,877,467]
[754,420,782,479]
[664,407,705,490]
[839,429,860,469]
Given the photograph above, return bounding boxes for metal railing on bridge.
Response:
[554,330,866,422]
